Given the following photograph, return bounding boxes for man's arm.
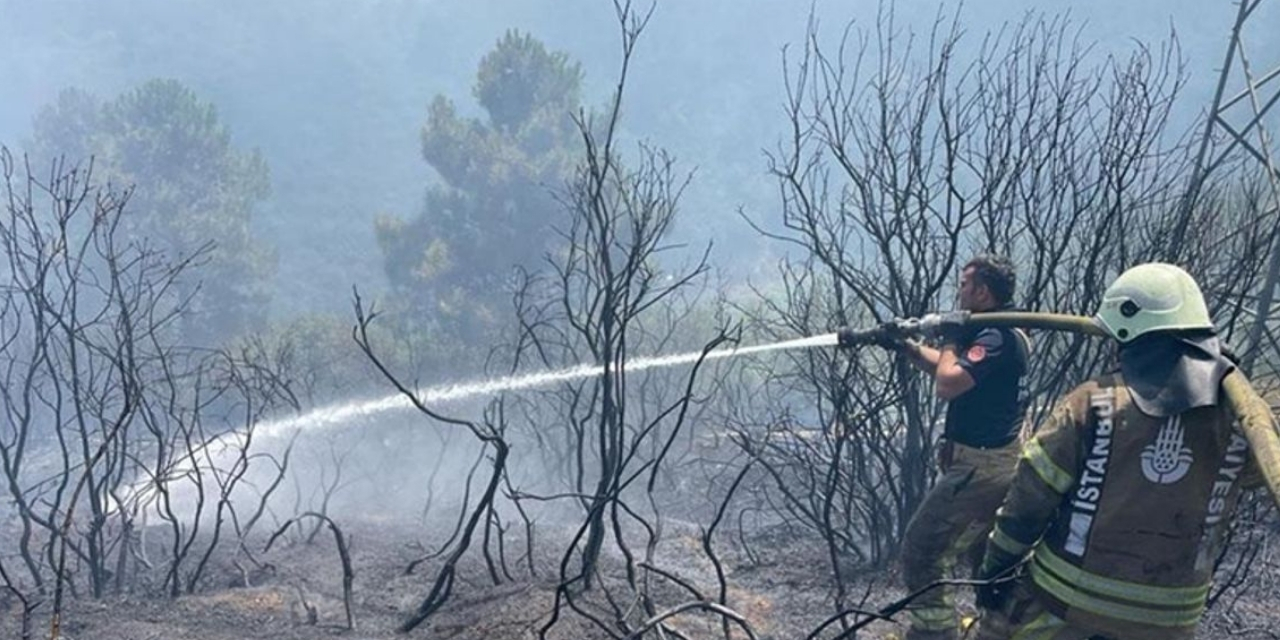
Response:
[900,340,976,400]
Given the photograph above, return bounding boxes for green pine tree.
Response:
[376,30,583,339]
[30,79,275,346]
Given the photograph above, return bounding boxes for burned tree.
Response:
[352,291,514,634]
[484,3,740,637]
[0,151,190,614]
[0,150,299,634]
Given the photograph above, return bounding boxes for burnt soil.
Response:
[3,515,1277,640]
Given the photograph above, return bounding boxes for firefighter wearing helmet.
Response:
[973,263,1262,639]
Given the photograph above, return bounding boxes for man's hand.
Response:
[975,575,1014,612]
[975,546,1023,612]
[919,311,971,343]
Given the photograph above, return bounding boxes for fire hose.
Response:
[836,310,1280,508]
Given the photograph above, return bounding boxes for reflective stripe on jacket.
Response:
[988,373,1259,638]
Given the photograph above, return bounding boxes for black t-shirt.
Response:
[943,326,1030,448]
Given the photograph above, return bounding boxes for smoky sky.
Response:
[0,0,1269,318]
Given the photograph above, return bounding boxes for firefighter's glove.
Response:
[975,545,1022,612]
[975,576,1013,612]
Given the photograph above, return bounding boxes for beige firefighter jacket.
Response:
[986,372,1261,638]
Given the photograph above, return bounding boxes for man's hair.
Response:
[965,254,1016,305]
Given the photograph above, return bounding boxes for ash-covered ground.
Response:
[5,512,1276,640]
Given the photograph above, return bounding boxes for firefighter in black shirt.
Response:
[876,255,1032,640]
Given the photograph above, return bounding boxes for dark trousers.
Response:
[901,440,1020,640]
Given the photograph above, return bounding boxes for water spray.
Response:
[834,310,1280,508]
[256,331,839,440]
[116,332,843,514]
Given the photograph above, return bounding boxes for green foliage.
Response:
[30,79,274,346]
[376,30,583,340]
[474,31,582,136]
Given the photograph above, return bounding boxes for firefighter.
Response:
[974,262,1262,640]
[875,255,1032,640]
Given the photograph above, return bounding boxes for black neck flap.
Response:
[1118,332,1235,418]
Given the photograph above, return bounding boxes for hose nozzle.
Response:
[837,326,886,348]
[836,311,976,348]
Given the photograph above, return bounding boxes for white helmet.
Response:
[1095,263,1214,343]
